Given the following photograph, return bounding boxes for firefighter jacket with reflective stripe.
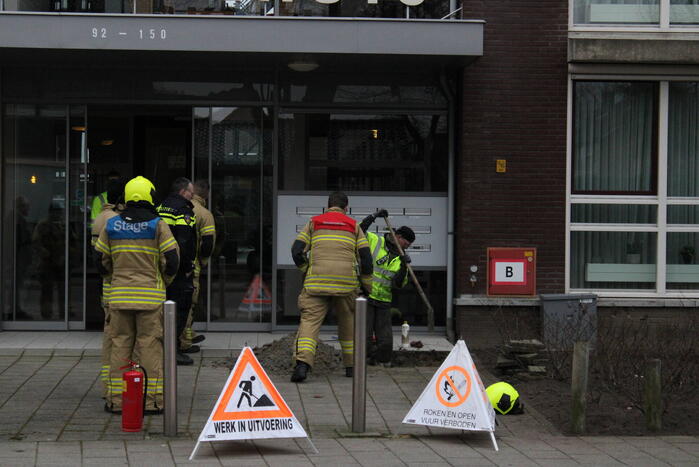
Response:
[192,194,216,273]
[157,194,197,283]
[366,231,408,303]
[92,203,119,247]
[293,207,373,296]
[95,215,179,310]
[91,203,122,306]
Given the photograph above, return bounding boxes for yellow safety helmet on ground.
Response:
[486,382,523,415]
[124,176,156,205]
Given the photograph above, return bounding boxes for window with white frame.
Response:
[572,0,699,27]
[570,80,699,294]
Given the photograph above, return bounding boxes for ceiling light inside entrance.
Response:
[287,60,319,72]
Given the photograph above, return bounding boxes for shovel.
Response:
[383,216,435,331]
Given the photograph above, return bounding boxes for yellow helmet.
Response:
[124,176,156,205]
[486,382,522,415]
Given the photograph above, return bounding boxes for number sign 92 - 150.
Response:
[91,27,167,40]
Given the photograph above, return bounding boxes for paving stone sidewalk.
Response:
[0,348,697,466]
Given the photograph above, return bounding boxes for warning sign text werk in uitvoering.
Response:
[213,418,294,434]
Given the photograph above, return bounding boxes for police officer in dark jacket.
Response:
[157,177,197,365]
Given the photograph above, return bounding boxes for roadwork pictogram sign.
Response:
[190,347,310,460]
[402,340,499,451]
[238,274,273,313]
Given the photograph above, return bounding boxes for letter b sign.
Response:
[487,248,536,295]
[494,261,524,284]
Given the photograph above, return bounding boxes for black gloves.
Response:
[374,209,389,219]
[401,254,412,264]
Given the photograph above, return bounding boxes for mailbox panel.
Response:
[277,194,447,267]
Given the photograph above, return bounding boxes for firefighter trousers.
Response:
[293,289,356,368]
[179,274,200,350]
[100,305,112,399]
[108,306,163,411]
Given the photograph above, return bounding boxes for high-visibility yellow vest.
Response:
[366,231,406,303]
[91,191,107,221]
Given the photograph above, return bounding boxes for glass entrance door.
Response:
[1,104,87,329]
[83,106,192,330]
[193,107,273,330]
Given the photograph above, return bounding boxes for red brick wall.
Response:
[457,0,569,296]
[456,306,541,349]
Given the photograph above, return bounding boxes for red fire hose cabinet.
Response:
[487,247,537,296]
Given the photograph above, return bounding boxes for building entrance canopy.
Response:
[0,13,483,62]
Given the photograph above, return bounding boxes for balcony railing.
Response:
[573,0,699,27]
[0,0,451,19]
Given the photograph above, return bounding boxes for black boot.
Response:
[345,367,353,378]
[192,334,206,344]
[144,407,164,416]
[176,351,193,366]
[104,402,121,414]
[291,361,310,382]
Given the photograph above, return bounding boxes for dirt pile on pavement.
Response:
[208,335,452,374]
[251,335,450,373]
[253,334,342,375]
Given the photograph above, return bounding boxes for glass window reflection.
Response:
[2,105,68,322]
[279,112,448,192]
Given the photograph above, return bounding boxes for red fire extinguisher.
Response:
[120,360,147,432]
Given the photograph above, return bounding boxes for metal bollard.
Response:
[352,296,367,433]
[163,300,177,436]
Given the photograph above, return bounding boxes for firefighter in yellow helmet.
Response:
[91,176,125,400]
[289,191,373,382]
[486,382,524,415]
[95,176,179,414]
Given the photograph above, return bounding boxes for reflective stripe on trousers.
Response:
[339,339,354,355]
[294,289,355,368]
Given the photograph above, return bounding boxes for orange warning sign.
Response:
[239,274,272,311]
[191,346,309,459]
[435,366,472,408]
[212,347,292,421]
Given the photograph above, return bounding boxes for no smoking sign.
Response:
[435,366,472,408]
[402,340,498,451]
